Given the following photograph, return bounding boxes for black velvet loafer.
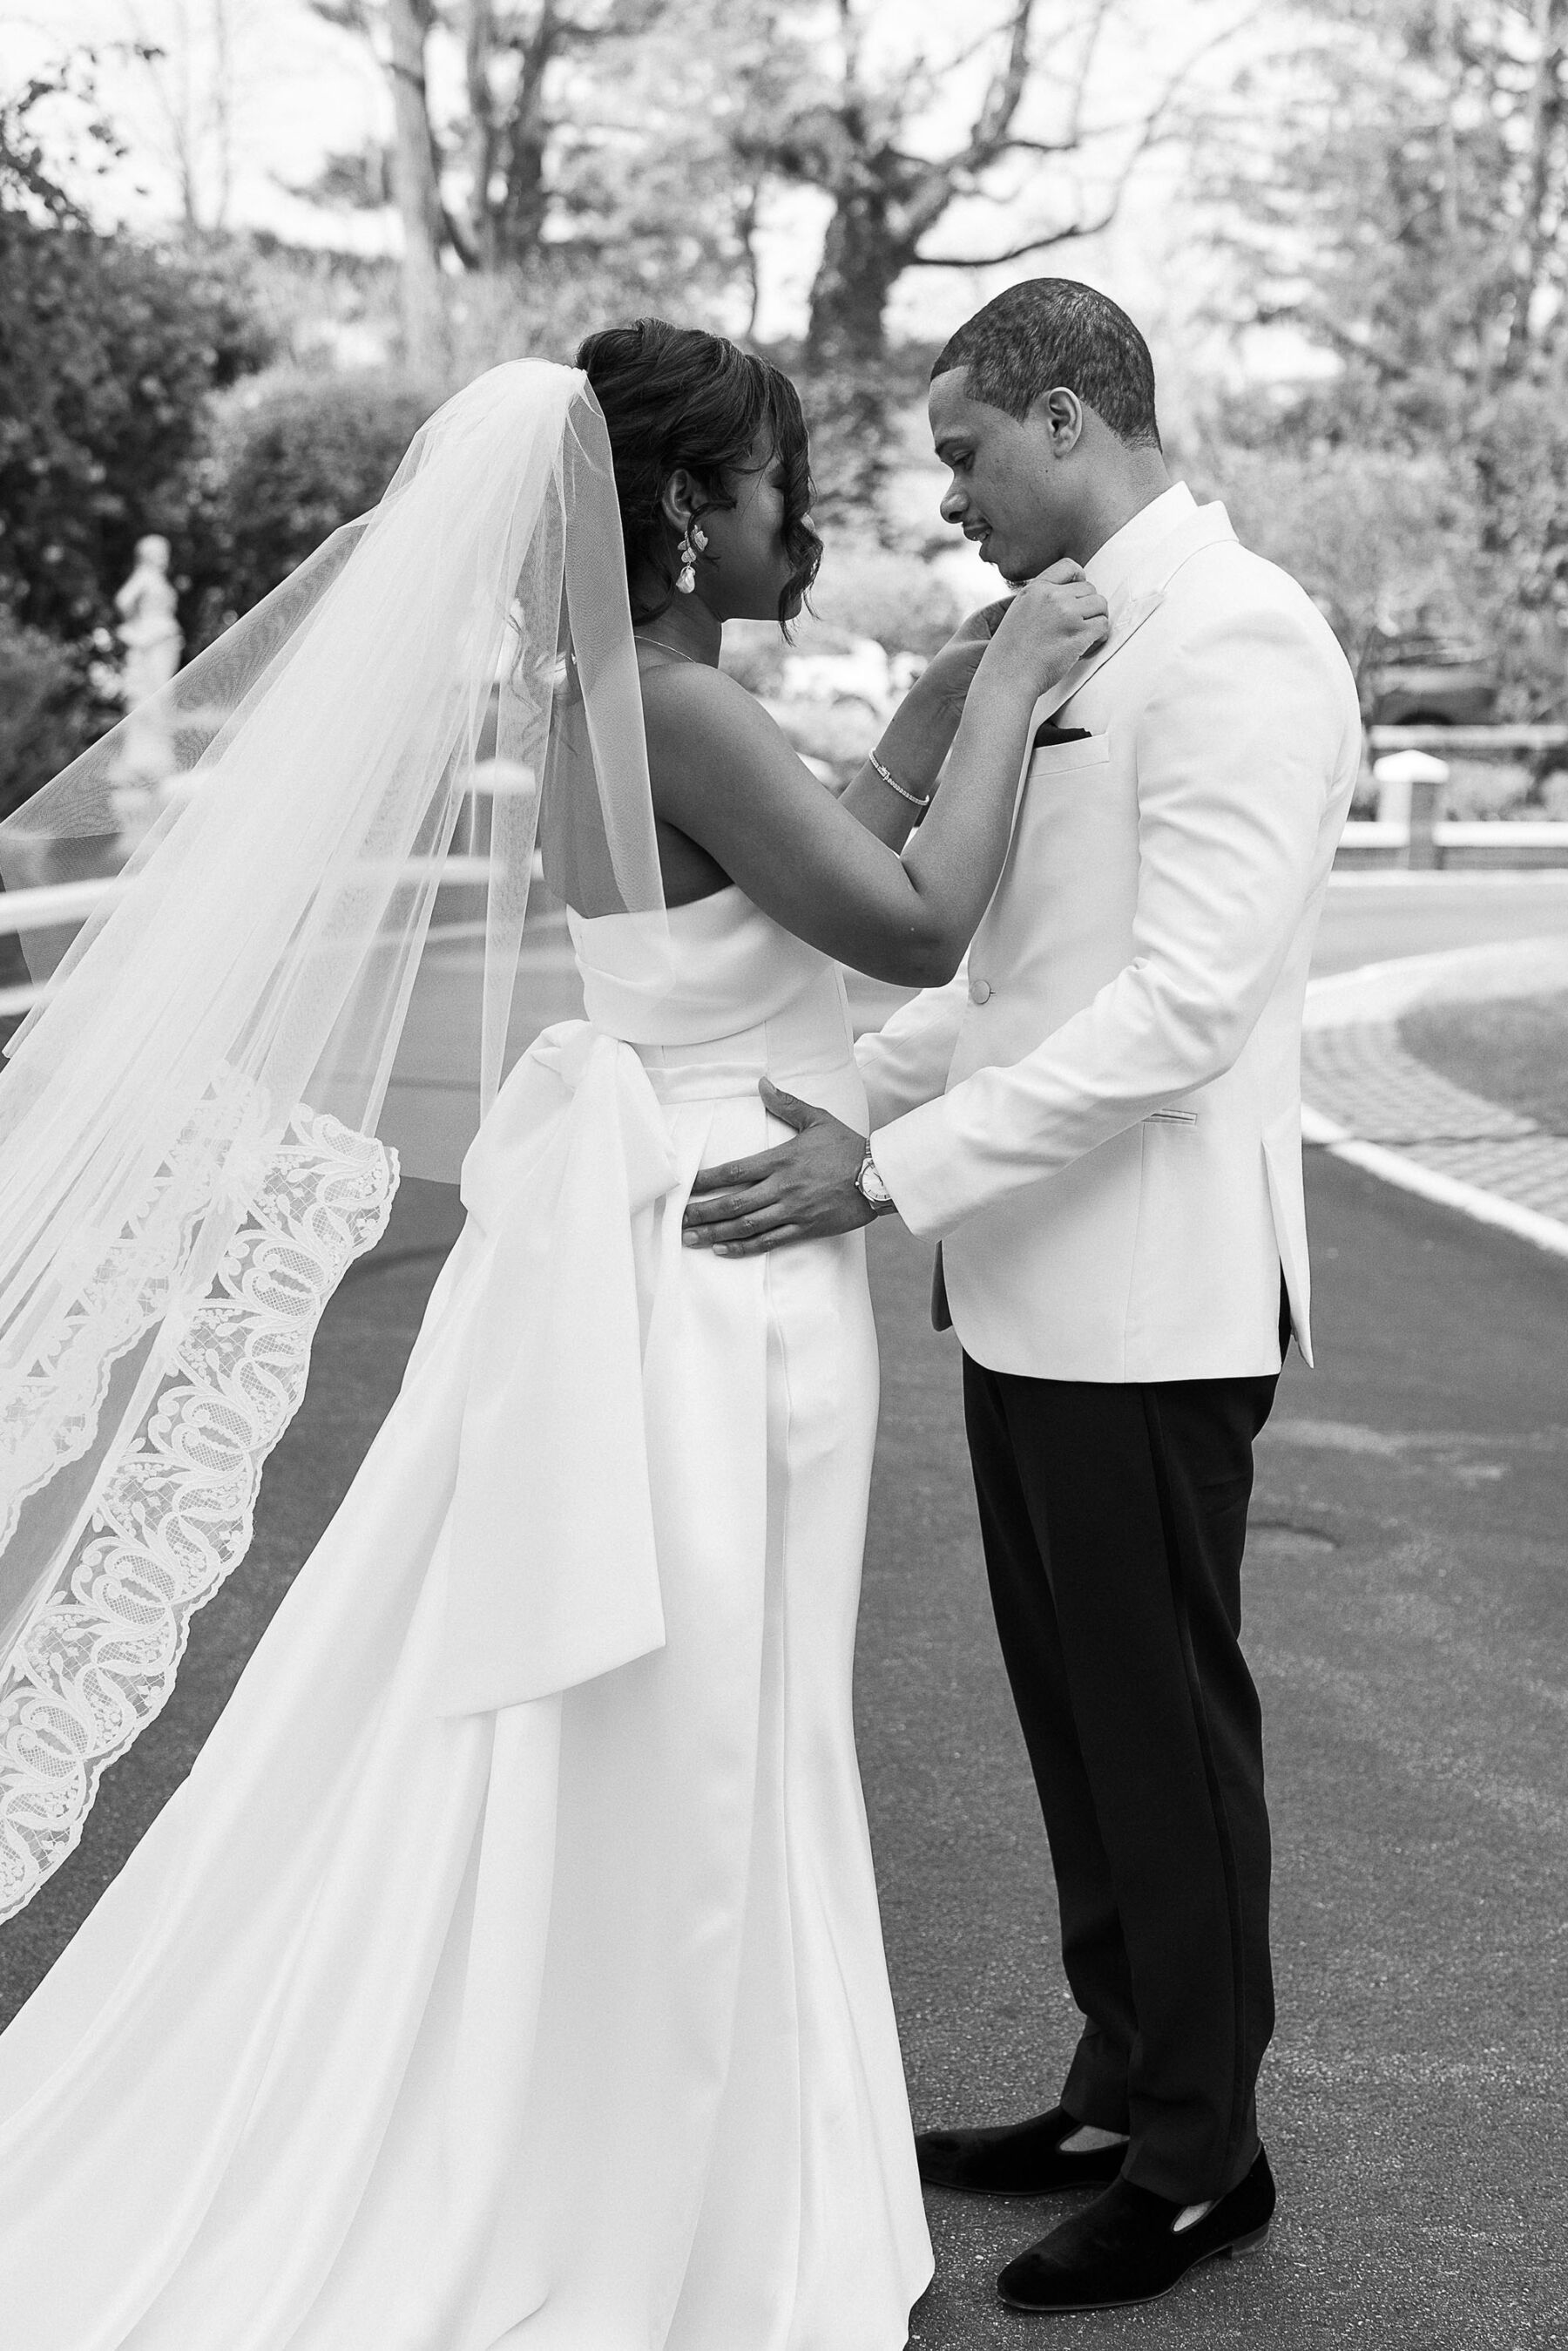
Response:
[996,2146,1276,2313]
[915,2104,1127,2197]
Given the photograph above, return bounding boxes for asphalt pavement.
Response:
[1309,870,1568,975]
[2,872,1565,2347]
[862,1165,1566,2349]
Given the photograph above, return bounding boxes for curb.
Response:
[1301,937,1568,1261]
[1305,932,1568,1027]
[1301,1103,1568,1261]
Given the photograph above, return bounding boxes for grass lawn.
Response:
[1400,989,1568,1130]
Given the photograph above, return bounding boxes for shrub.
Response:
[1472,384,1568,723]
[0,210,267,644]
[0,609,113,823]
[174,371,441,648]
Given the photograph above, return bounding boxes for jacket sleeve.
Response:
[853,968,970,1132]
[869,600,1357,1238]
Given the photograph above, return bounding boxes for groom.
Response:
[681,279,1360,2313]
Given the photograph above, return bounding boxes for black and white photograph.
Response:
[0,1,1563,2342]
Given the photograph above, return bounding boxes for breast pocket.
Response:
[1026,731,1112,783]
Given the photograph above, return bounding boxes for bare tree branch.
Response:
[902,207,1119,268]
[963,0,1035,171]
[1057,0,1115,155]
[736,176,763,340]
[912,3,1257,271]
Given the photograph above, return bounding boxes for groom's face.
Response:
[929,369,1079,582]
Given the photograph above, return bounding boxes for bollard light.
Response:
[1372,748,1449,866]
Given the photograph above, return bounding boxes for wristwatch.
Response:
[854,1151,897,1216]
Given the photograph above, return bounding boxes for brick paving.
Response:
[1301,1011,1568,1230]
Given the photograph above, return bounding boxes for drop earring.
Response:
[675,520,708,594]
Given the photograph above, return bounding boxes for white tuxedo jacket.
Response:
[857,484,1361,1383]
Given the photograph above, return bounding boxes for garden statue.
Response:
[111,533,183,841]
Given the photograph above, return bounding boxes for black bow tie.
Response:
[1032,721,1092,749]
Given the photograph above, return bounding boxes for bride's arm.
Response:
[644,564,1106,987]
[832,604,1008,851]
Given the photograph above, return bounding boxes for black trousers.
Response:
[962,1347,1280,2204]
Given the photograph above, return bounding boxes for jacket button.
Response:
[969,977,991,1005]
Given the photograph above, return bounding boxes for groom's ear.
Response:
[1028,388,1085,459]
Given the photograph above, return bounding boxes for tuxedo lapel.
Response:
[1016,499,1240,776]
[1028,586,1164,734]
[1014,587,1163,793]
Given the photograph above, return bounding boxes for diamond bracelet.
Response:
[868,750,931,810]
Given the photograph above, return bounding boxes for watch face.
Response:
[858,1158,893,1209]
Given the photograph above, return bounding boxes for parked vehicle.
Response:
[1362,631,1497,728]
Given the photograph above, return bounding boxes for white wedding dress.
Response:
[0,884,933,2350]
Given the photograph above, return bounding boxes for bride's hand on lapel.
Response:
[983,560,1109,688]
[914,598,1017,716]
[916,566,1105,718]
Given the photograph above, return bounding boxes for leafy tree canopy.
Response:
[1213,0,1568,720]
[1218,0,1568,438]
[0,66,270,643]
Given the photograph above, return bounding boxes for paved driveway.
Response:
[862,1162,1565,2348]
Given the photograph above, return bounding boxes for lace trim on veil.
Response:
[0,1105,396,1921]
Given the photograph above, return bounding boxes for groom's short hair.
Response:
[932,280,1161,450]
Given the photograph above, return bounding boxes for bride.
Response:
[0,322,1106,2348]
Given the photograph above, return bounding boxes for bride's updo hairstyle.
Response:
[577,317,821,627]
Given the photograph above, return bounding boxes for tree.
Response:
[385,0,449,370]
[1218,0,1568,432]
[731,0,1244,511]
[122,0,249,239]
[1216,0,1568,713]
[0,213,267,640]
[456,0,673,273]
[0,62,269,810]
[1472,383,1568,724]
[0,69,267,641]
[305,0,747,372]
[750,2,1069,374]
[307,0,448,369]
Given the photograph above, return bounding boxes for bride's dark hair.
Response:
[576,318,821,628]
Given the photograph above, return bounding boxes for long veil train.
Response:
[0,361,668,1920]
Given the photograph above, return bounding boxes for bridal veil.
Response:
[0,362,667,1919]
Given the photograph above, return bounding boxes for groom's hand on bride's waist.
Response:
[682,1080,881,1257]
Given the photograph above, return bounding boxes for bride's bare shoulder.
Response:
[638,658,801,782]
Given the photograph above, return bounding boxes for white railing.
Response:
[1362,723,1568,870]
[0,850,529,1019]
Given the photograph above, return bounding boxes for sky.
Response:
[2,0,1312,409]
